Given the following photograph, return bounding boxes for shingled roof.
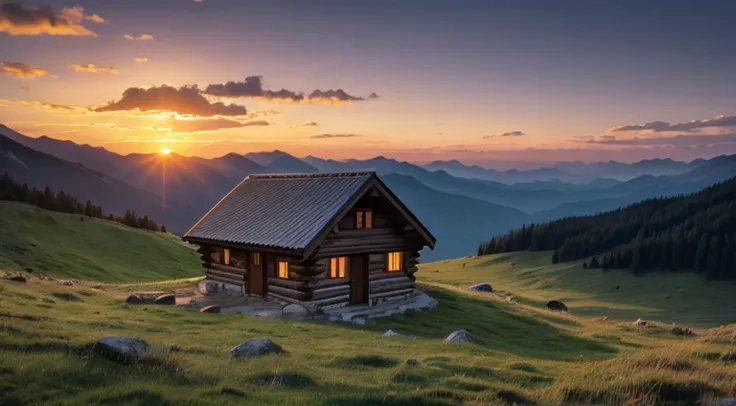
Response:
[184,172,435,258]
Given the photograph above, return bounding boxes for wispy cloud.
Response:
[69,63,118,74]
[483,130,525,139]
[309,133,358,139]
[291,121,319,128]
[170,118,269,133]
[607,114,736,133]
[93,85,248,117]
[123,33,154,41]
[85,14,108,23]
[1,61,53,78]
[133,57,149,63]
[573,132,736,147]
[0,3,97,36]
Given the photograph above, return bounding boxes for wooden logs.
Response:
[311,284,350,301]
[267,285,309,301]
[205,273,244,287]
[207,263,247,275]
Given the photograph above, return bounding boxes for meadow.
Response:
[1,203,735,405]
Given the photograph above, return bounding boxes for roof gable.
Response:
[184,172,435,257]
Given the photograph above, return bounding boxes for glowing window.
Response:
[330,257,348,278]
[356,210,372,229]
[278,261,289,279]
[252,252,261,266]
[388,252,402,272]
[223,248,231,265]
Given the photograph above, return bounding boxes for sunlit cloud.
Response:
[483,130,525,139]
[0,3,97,36]
[69,63,118,74]
[607,114,736,133]
[1,61,53,78]
[573,132,736,147]
[291,121,319,128]
[85,14,108,23]
[123,33,154,41]
[93,85,248,117]
[169,117,270,133]
[310,133,358,139]
[134,57,149,63]
[204,75,379,105]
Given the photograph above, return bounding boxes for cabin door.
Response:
[248,253,266,296]
[349,254,369,305]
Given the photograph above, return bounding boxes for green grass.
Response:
[1,204,735,404]
[419,251,736,328]
[0,202,201,282]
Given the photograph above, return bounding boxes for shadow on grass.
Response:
[98,389,171,406]
[330,355,399,369]
[364,287,617,361]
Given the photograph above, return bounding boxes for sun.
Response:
[160,148,171,155]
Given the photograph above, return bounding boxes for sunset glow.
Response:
[160,148,171,156]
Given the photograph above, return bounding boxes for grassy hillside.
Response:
[0,202,201,282]
[419,252,736,328]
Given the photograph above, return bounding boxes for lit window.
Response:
[223,248,230,265]
[356,210,372,229]
[278,261,289,279]
[388,252,402,272]
[252,252,261,266]
[330,257,348,278]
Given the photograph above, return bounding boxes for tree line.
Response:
[477,177,736,279]
[0,173,166,233]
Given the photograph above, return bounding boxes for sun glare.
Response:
[160,148,171,155]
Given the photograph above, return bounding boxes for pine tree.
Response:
[695,234,710,273]
[705,235,722,279]
[589,256,600,269]
[551,249,560,264]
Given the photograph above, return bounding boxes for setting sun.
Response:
[160,148,171,155]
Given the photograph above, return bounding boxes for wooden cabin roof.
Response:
[184,172,436,257]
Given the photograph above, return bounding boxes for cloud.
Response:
[170,117,269,133]
[204,76,378,105]
[309,133,358,139]
[291,121,319,128]
[133,57,149,63]
[0,99,88,113]
[123,34,154,41]
[85,14,107,23]
[607,114,736,133]
[69,64,118,74]
[0,3,97,36]
[483,130,525,139]
[93,85,248,117]
[573,132,736,147]
[1,61,52,78]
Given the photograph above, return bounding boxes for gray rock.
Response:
[546,300,568,312]
[383,330,401,337]
[230,338,283,360]
[154,294,176,305]
[281,303,310,317]
[5,275,26,283]
[405,358,420,366]
[200,305,221,314]
[125,294,143,304]
[61,280,74,286]
[95,336,149,362]
[445,330,472,343]
[468,283,493,292]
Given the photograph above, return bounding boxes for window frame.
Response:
[355,209,373,229]
[252,251,261,266]
[387,252,403,272]
[330,256,349,279]
[278,261,289,279]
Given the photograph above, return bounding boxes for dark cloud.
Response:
[0,3,97,36]
[94,85,248,117]
[309,133,358,139]
[170,117,269,133]
[483,130,525,139]
[608,114,736,133]
[204,76,377,105]
[1,61,52,78]
[573,132,736,147]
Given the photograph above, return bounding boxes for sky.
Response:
[2,0,736,169]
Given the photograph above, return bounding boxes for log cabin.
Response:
[183,172,436,310]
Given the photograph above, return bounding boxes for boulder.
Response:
[405,358,420,366]
[95,336,149,362]
[154,294,176,305]
[546,300,568,312]
[200,305,221,314]
[281,303,311,317]
[230,338,283,360]
[125,294,143,304]
[445,330,472,343]
[383,330,401,337]
[5,275,27,283]
[468,283,493,292]
[61,281,74,286]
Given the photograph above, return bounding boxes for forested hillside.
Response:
[478,177,736,279]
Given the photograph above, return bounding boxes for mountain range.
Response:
[2,123,735,260]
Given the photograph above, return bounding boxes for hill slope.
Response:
[0,202,201,282]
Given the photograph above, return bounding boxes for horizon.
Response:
[2,1,736,168]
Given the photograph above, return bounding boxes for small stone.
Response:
[5,275,26,283]
[95,336,149,362]
[230,338,283,360]
[445,330,472,343]
[468,283,493,292]
[546,300,568,312]
[405,358,420,366]
[154,294,176,305]
[125,294,143,304]
[281,303,311,317]
[383,330,401,337]
[200,305,221,314]
[61,281,74,286]
[634,318,648,327]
